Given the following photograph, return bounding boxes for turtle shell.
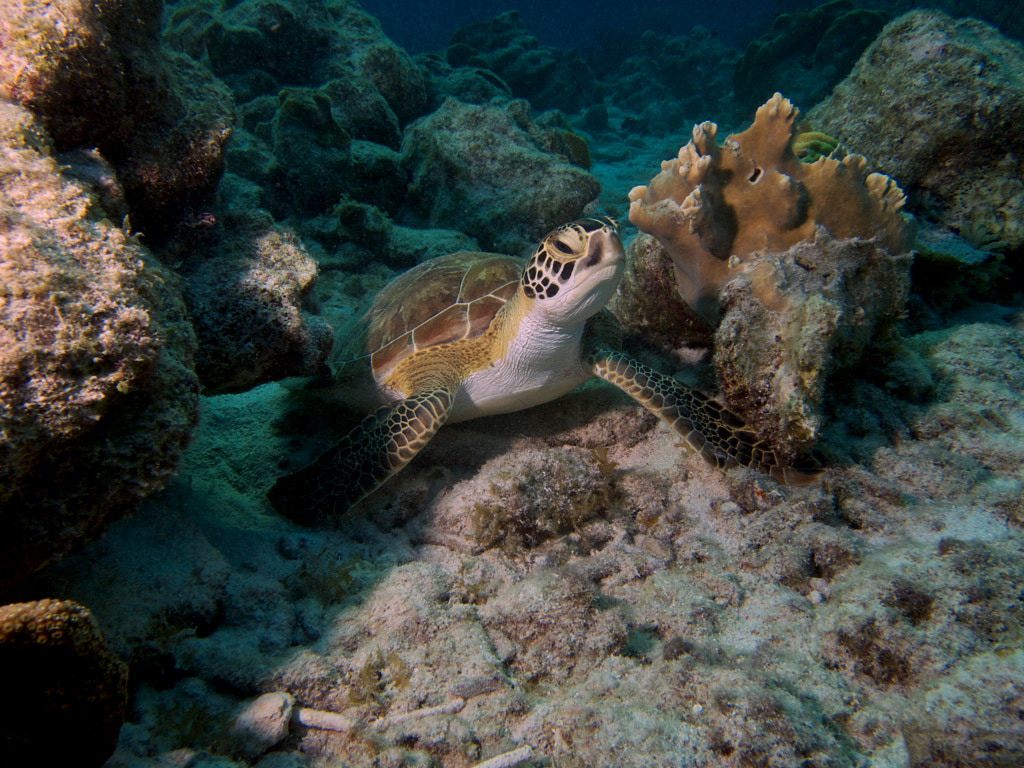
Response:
[359,251,523,382]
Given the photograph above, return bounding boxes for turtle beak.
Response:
[582,227,625,268]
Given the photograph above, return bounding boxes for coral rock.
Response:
[165,0,428,126]
[0,102,198,593]
[808,10,1024,254]
[624,94,913,456]
[0,0,234,239]
[712,228,912,457]
[733,0,888,110]
[402,98,601,253]
[181,212,333,393]
[447,10,601,114]
[228,691,295,759]
[628,92,911,328]
[0,599,128,766]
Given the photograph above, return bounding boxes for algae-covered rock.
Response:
[446,10,602,114]
[0,102,198,593]
[180,211,333,393]
[0,0,233,239]
[734,0,887,110]
[401,98,601,253]
[165,0,428,126]
[0,599,128,765]
[601,25,742,137]
[712,229,912,459]
[809,10,1024,255]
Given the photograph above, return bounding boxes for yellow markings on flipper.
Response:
[267,385,455,524]
[591,350,820,486]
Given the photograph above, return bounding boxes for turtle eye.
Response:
[553,239,574,255]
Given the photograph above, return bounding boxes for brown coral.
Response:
[627,92,910,327]
[0,599,128,765]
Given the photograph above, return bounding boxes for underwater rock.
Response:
[0,0,234,240]
[226,87,408,217]
[415,52,514,107]
[0,102,198,593]
[429,445,613,554]
[602,25,742,136]
[228,691,295,759]
[624,93,911,456]
[446,10,601,114]
[165,0,428,126]
[0,599,128,765]
[181,211,333,393]
[401,98,601,253]
[712,228,912,458]
[809,10,1024,255]
[480,568,628,683]
[734,0,887,111]
[302,198,480,270]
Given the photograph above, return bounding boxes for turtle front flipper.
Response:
[590,351,820,486]
[268,386,455,524]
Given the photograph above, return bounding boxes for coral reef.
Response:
[599,25,741,137]
[180,211,333,393]
[733,0,888,111]
[301,198,481,272]
[0,599,128,765]
[42,309,1024,765]
[0,101,198,594]
[5,2,1024,766]
[627,92,910,328]
[445,10,601,114]
[624,93,912,456]
[165,0,428,128]
[0,0,233,239]
[401,98,601,253]
[808,10,1024,255]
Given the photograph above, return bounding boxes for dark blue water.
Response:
[359,0,807,53]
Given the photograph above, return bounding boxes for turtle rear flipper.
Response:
[268,386,455,524]
[591,350,820,486]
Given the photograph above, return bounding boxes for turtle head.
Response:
[520,217,625,324]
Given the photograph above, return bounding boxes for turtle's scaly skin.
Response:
[269,386,454,524]
[269,219,819,522]
[590,350,819,486]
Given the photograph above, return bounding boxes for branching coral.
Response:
[627,92,910,327]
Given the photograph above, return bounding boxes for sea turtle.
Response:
[268,217,817,522]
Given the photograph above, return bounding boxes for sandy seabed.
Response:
[46,299,1024,767]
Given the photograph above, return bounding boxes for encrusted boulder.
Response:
[733,0,888,111]
[0,599,128,765]
[0,0,234,239]
[180,211,333,393]
[712,228,911,457]
[808,10,1024,255]
[603,26,742,136]
[446,10,601,114]
[401,98,601,253]
[0,102,198,593]
[165,0,429,127]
